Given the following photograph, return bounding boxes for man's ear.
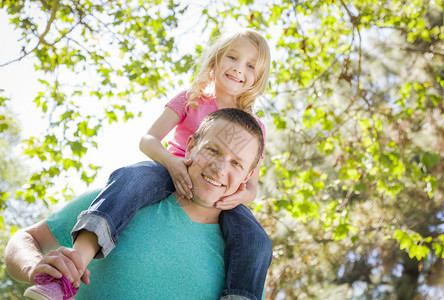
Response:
[185,135,195,159]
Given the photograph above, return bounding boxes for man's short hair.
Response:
[193,108,264,171]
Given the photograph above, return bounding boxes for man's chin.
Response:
[191,195,220,209]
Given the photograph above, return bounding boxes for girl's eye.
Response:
[248,64,255,70]
[232,160,241,167]
[228,55,236,61]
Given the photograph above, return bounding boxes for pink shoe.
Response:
[24,273,78,300]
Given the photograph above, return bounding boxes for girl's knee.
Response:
[256,229,272,260]
[110,163,151,179]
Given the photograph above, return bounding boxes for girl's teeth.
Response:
[227,74,242,82]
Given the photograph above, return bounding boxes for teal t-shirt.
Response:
[47,190,225,299]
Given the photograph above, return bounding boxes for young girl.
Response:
[25,28,272,300]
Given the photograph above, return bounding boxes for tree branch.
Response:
[0,0,60,67]
[39,0,60,45]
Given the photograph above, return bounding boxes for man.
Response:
[4,108,270,299]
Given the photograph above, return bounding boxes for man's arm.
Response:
[4,219,89,287]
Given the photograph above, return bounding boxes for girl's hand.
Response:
[167,157,193,199]
[214,183,249,210]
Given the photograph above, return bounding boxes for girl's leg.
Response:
[71,161,174,258]
[219,205,272,300]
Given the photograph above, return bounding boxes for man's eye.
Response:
[232,160,241,167]
[207,148,218,154]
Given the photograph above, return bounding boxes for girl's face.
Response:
[214,38,259,101]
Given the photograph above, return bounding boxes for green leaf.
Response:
[420,152,439,169]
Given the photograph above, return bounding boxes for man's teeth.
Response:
[204,175,222,186]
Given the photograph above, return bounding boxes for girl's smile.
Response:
[225,73,244,83]
[214,38,258,102]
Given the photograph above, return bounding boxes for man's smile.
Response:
[202,174,224,187]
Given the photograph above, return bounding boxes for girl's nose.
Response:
[233,67,242,74]
[233,61,244,73]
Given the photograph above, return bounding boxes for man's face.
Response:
[185,119,259,208]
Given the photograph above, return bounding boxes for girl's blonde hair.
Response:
[187,28,271,113]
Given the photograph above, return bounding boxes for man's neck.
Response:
[175,192,221,224]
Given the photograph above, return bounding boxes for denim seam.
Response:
[221,210,257,300]
[221,206,269,300]
[228,210,239,291]
[71,212,115,258]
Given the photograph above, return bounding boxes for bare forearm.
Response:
[138,106,180,167]
[5,230,43,284]
[139,135,176,168]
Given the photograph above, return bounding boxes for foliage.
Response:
[0,93,25,225]
[1,0,193,206]
[251,0,444,298]
[0,224,29,299]
[1,0,444,298]
[0,97,40,298]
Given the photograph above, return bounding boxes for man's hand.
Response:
[166,156,193,199]
[28,247,90,288]
[214,183,250,210]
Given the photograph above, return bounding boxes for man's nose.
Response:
[211,157,228,173]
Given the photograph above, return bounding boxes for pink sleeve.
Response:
[165,91,188,122]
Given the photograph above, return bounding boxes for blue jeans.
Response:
[72,161,272,300]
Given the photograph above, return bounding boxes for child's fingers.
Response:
[234,182,246,193]
[180,160,193,188]
[214,200,236,210]
[184,158,193,166]
[182,175,193,198]
[215,197,234,208]
[172,160,193,198]
[175,181,188,199]
[174,175,191,199]
[176,170,192,198]
[182,183,193,199]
